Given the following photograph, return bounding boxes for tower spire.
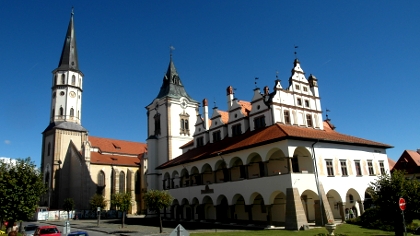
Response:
[55,8,80,72]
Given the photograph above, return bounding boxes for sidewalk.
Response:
[44,216,261,236]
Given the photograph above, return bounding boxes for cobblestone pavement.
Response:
[43,216,266,236]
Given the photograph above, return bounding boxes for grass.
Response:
[190,223,402,235]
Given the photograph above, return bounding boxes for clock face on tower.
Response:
[69,91,76,98]
[180,98,187,109]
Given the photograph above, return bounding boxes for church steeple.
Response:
[155,55,196,102]
[55,8,80,73]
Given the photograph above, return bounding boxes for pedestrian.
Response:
[349,208,354,218]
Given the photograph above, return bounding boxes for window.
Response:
[97,171,105,196]
[154,113,161,135]
[355,161,362,176]
[379,161,385,175]
[196,137,204,147]
[135,170,141,194]
[304,100,309,107]
[61,74,65,84]
[212,130,221,142]
[326,159,334,176]
[340,160,348,176]
[254,116,266,129]
[368,160,375,175]
[59,107,64,116]
[295,85,300,90]
[297,98,302,106]
[71,75,76,85]
[284,110,291,124]
[303,86,308,92]
[232,124,242,137]
[179,113,190,135]
[119,171,125,193]
[70,108,74,117]
[306,114,313,127]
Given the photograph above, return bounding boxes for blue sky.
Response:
[1,1,419,167]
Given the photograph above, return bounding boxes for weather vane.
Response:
[294,45,298,58]
[254,77,259,88]
[276,70,279,80]
[326,108,331,120]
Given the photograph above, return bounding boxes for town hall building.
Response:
[41,10,393,229]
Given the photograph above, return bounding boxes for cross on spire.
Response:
[170,45,175,58]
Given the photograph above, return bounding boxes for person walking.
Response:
[349,208,354,218]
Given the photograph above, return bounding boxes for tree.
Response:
[89,194,107,211]
[143,189,173,233]
[63,198,75,220]
[0,158,47,232]
[368,170,420,235]
[111,192,132,228]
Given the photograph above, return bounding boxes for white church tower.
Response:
[145,53,199,190]
[41,9,89,209]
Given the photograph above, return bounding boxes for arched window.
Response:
[97,171,106,196]
[180,119,184,129]
[71,75,76,85]
[70,108,74,117]
[59,107,64,116]
[185,120,189,130]
[61,74,65,84]
[119,171,125,193]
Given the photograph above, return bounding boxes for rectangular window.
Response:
[297,98,302,106]
[254,116,266,129]
[379,161,385,175]
[340,160,348,176]
[303,87,308,92]
[304,100,309,107]
[284,111,291,124]
[196,137,204,147]
[326,159,334,176]
[355,160,362,176]
[232,124,242,137]
[295,85,300,90]
[306,114,313,127]
[368,160,375,175]
[212,130,221,142]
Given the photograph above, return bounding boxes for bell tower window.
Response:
[59,107,64,116]
[61,74,65,84]
[254,116,266,129]
[71,75,76,85]
[179,112,190,135]
[70,108,74,117]
[154,113,161,136]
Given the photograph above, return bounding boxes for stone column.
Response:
[266,205,273,227]
[339,202,346,222]
[246,205,253,224]
[229,205,236,223]
[358,200,365,215]
[287,157,293,173]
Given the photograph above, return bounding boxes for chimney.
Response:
[226,86,234,110]
[203,99,209,130]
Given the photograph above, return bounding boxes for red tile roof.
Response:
[392,150,420,173]
[219,111,229,124]
[388,158,396,170]
[157,122,392,169]
[89,136,146,166]
[89,136,147,155]
[238,101,252,116]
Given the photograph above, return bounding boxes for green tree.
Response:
[368,170,420,235]
[111,192,132,228]
[89,194,107,211]
[0,158,47,232]
[143,189,173,233]
[63,198,75,220]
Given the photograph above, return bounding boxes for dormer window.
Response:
[212,130,221,142]
[196,137,204,147]
[232,124,242,137]
[254,116,266,129]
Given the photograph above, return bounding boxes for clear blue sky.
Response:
[1,1,419,167]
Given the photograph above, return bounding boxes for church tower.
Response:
[145,54,199,190]
[41,9,88,209]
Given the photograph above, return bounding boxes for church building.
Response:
[42,10,393,230]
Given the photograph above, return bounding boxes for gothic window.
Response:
[254,116,266,129]
[61,74,65,84]
[232,124,242,137]
[71,75,76,85]
[47,143,51,156]
[326,159,334,176]
[154,113,161,136]
[340,160,348,176]
[119,171,125,193]
[355,160,362,176]
[306,114,313,127]
[212,130,221,142]
[379,161,385,175]
[70,108,74,117]
[368,160,375,175]
[284,110,291,124]
[59,107,64,116]
[97,171,105,196]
